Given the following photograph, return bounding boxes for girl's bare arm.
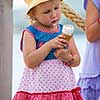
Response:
[68,36,80,67]
[22,31,66,68]
[86,0,100,42]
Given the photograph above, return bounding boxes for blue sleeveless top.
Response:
[23,24,63,60]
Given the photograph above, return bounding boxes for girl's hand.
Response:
[54,49,73,62]
[54,35,80,67]
[48,34,68,49]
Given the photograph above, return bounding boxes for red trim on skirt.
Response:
[12,87,83,100]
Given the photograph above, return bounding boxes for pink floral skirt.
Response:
[12,87,83,100]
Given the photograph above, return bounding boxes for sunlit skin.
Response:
[34,0,61,28]
[86,0,100,42]
[23,0,80,68]
[29,0,62,30]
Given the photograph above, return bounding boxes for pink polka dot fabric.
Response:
[13,59,83,100]
[18,59,76,93]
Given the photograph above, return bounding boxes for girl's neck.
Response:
[32,21,59,33]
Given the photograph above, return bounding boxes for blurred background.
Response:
[12,0,86,98]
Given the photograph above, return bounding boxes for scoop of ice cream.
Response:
[62,24,74,34]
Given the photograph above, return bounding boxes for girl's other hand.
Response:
[54,49,73,62]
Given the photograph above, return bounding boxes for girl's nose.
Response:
[51,10,57,18]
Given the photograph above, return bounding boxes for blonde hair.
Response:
[26,7,36,24]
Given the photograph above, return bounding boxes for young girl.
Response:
[78,0,100,100]
[13,0,83,99]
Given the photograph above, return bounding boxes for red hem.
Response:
[16,87,81,95]
[12,87,83,100]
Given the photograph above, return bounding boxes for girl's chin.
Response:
[50,23,58,27]
[43,23,58,28]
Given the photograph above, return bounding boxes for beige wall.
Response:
[0,0,12,100]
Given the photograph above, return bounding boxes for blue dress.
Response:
[12,24,83,100]
[77,0,100,100]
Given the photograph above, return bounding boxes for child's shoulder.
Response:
[59,24,63,28]
[24,25,38,34]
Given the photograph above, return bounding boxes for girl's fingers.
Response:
[49,35,69,49]
[56,41,66,48]
[57,38,68,48]
[58,36,69,44]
